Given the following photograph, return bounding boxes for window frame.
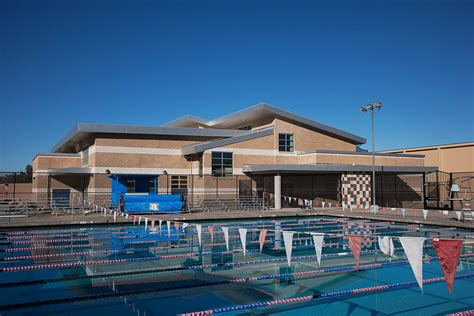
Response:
[82,148,89,166]
[278,133,294,152]
[171,175,188,189]
[211,151,233,177]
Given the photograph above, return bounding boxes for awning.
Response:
[242,164,438,175]
[48,167,93,175]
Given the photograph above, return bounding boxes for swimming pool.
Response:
[0,217,472,315]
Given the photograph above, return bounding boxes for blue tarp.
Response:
[123,193,183,214]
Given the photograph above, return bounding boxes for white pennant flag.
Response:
[239,228,247,256]
[455,211,462,221]
[312,233,324,266]
[159,220,163,233]
[378,236,395,258]
[401,209,406,217]
[125,213,129,220]
[182,223,189,230]
[222,226,230,251]
[113,211,117,223]
[195,224,202,246]
[442,210,449,215]
[422,209,428,220]
[399,237,425,291]
[283,231,295,267]
[167,221,171,236]
[138,217,142,225]
[144,218,148,230]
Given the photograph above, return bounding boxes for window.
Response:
[278,133,294,152]
[82,148,89,165]
[212,152,233,177]
[238,125,252,130]
[171,175,188,189]
[149,177,157,193]
[126,179,136,193]
[198,156,203,177]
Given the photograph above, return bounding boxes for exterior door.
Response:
[239,180,252,197]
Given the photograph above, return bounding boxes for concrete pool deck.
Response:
[0,208,472,230]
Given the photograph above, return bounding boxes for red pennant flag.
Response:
[174,221,180,232]
[432,239,462,294]
[413,209,417,218]
[348,235,363,269]
[259,229,267,253]
[207,225,214,243]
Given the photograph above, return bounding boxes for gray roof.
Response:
[52,123,247,153]
[299,149,425,158]
[181,126,274,155]
[163,102,366,145]
[242,164,437,174]
[161,115,210,128]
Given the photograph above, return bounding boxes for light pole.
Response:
[360,101,382,211]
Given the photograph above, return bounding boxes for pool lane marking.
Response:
[2,259,472,312]
[181,273,474,315]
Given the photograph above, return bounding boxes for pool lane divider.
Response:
[2,259,472,312]
[1,246,445,288]
[181,273,474,316]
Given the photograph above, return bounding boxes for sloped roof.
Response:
[52,123,246,153]
[162,102,365,145]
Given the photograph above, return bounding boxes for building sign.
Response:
[149,203,159,211]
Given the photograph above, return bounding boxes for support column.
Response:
[274,174,281,210]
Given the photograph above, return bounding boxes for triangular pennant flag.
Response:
[401,209,406,218]
[182,223,189,230]
[282,231,294,267]
[432,239,462,294]
[125,213,129,220]
[312,233,324,266]
[133,215,136,225]
[221,227,230,251]
[378,236,395,258]
[175,221,180,233]
[399,237,425,291]
[159,220,163,233]
[348,235,363,269]
[422,209,428,220]
[239,228,247,256]
[151,219,155,229]
[144,217,148,230]
[455,211,462,221]
[167,221,171,236]
[113,211,117,223]
[207,225,214,244]
[259,229,267,253]
[138,217,142,225]
[195,224,202,246]
[442,210,449,215]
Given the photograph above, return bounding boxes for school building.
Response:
[32,103,437,209]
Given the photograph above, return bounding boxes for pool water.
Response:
[0,217,472,315]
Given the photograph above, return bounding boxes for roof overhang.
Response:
[162,103,366,145]
[48,167,92,175]
[242,164,438,175]
[52,124,247,153]
[182,126,274,155]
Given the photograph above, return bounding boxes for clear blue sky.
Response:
[1,0,473,171]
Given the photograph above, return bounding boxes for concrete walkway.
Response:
[0,207,472,230]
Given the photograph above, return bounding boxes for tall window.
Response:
[126,179,136,193]
[171,175,188,189]
[278,133,294,152]
[211,152,233,177]
[198,156,203,177]
[82,148,89,166]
